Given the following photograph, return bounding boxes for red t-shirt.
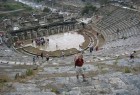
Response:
[75,58,84,67]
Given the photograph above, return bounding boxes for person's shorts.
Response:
[76,66,84,75]
[46,58,49,61]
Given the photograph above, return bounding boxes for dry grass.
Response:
[15,68,38,83]
[0,74,10,91]
[0,75,9,83]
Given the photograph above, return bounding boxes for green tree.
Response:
[43,7,51,13]
[1,0,8,2]
[34,0,44,3]
[81,4,96,16]
[99,0,109,5]
[81,0,86,2]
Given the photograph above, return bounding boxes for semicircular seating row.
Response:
[96,7,140,42]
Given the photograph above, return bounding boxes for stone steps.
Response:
[17,71,140,95]
[2,50,140,95]
[0,60,38,80]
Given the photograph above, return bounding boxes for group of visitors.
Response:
[33,50,66,64]
[89,42,99,54]
[34,37,46,46]
[33,52,50,65]
[32,47,87,81]
[14,41,24,47]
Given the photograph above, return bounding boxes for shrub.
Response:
[124,67,131,73]
[114,57,119,65]
[0,2,33,11]
[81,4,96,15]
[107,13,111,16]
[20,75,26,79]
[26,69,33,76]
[43,7,51,13]
[15,73,20,80]
[51,88,60,94]
[0,78,7,83]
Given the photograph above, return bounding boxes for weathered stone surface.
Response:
[62,72,140,95]
[109,78,127,89]
[5,92,56,95]
[12,83,40,92]
[43,64,98,74]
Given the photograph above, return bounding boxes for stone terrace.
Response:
[96,6,140,42]
[0,26,140,95]
[1,53,140,95]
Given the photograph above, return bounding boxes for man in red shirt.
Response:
[74,54,86,82]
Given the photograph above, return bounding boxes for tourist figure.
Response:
[36,52,40,60]
[46,53,49,61]
[41,41,44,46]
[47,39,49,43]
[79,45,84,54]
[95,46,98,51]
[96,15,99,19]
[33,56,36,65]
[36,38,40,46]
[81,22,85,28]
[41,37,45,46]
[89,43,94,53]
[97,32,99,36]
[75,54,86,82]
[31,39,34,43]
[56,43,58,49]
[90,46,93,53]
[46,39,49,45]
[62,51,65,58]
[130,51,136,62]
[40,52,43,60]
[79,45,81,48]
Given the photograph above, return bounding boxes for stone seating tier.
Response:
[96,6,140,42]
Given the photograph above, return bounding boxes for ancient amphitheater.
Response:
[0,0,140,95]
